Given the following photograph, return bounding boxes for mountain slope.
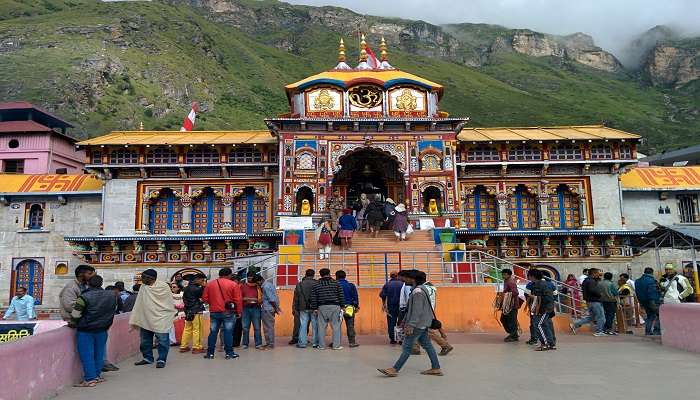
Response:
[0,0,698,153]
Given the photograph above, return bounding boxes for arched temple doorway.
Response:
[334,148,404,205]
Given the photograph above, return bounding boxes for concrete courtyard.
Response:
[55,333,698,400]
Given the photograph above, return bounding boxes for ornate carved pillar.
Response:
[538,186,552,230]
[579,188,592,229]
[220,193,234,233]
[137,196,151,234]
[496,191,510,230]
[178,192,193,234]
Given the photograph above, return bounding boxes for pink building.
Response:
[0,102,85,174]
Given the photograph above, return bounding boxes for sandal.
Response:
[377,368,398,377]
[73,380,97,388]
[420,369,444,376]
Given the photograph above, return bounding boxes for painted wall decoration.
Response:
[348,85,383,117]
[305,87,343,117]
[389,87,427,116]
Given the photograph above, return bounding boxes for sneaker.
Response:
[225,353,239,360]
[534,346,550,351]
[296,344,307,349]
[312,344,319,349]
[605,331,618,336]
[203,354,214,359]
[134,360,152,366]
[332,346,344,350]
[569,322,577,335]
[101,363,119,372]
[439,345,454,356]
[593,332,606,337]
[349,343,360,348]
[548,345,558,351]
[389,340,397,345]
[156,361,166,369]
[317,346,326,350]
[504,336,518,342]
[525,338,538,345]
[255,345,266,350]
[242,345,249,349]
[288,339,298,345]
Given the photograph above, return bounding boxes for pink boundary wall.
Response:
[660,303,700,353]
[0,313,139,400]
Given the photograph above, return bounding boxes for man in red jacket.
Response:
[202,267,243,360]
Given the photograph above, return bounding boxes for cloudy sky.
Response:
[288,0,700,55]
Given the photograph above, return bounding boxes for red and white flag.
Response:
[180,102,198,132]
[365,45,380,69]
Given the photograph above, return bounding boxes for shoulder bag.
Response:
[217,280,236,312]
[419,286,442,330]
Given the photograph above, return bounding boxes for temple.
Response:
[0,38,653,308]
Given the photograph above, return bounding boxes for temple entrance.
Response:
[334,148,404,206]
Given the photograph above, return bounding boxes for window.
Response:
[463,187,497,230]
[508,145,541,161]
[619,144,632,159]
[229,146,262,163]
[150,189,182,234]
[268,151,278,163]
[507,186,538,229]
[186,147,219,164]
[467,146,500,162]
[146,148,178,164]
[678,194,697,223]
[8,139,19,148]
[549,185,581,229]
[590,144,612,160]
[3,159,24,173]
[549,144,582,160]
[27,204,44,229]
[109,149,138,164]
[296,151,316,170]
[91,151,102,164]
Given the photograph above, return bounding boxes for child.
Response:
[316,220,333,259]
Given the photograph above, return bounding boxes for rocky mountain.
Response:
[0,0,698,152]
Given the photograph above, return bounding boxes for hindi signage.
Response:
[0,323,35,344]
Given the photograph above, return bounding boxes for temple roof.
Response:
[457,125,640,142]
[285,69,444,97]
[621,166,700,191]
[76,130,275,146]
[0,174,103,195]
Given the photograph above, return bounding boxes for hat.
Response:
[395,203,406,212]
[386,198,395,205]
[342,208,352,214]
[142,269,158,279]
[664,263,676,270]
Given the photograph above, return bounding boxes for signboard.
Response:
[0,323,35,344]
[279,217,313,230]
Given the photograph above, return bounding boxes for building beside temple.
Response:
[0,102,85,174]
[1,37,654,309]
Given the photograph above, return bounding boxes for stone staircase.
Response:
[300,229,450,286]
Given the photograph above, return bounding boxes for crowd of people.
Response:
[317,190,412,258]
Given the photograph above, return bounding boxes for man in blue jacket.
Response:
[635,267,661,336]
[336,270,359,348]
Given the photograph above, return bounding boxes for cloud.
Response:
[288,0,700,55]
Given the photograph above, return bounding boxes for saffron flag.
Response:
[180,102,198,132]
[365,45,380,69]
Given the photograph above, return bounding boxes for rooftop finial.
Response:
[139,121,144,131]
[338,38,346,62]
[359,33,368,62]
[380,37,388,61]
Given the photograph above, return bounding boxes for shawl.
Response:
[129,280,175,333]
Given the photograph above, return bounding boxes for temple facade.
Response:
[0,38,654,309]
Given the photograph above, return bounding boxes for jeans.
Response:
[139,329,169,363]
[343,314,357,345]
[261,309,276,347]
[574,301,605,333]
[233,317,242,347]
[77,330,108,382]
[386,304,400,342]
[603,302,617,332]
[500,308,519,338]
[181,314,203,350]
[208,312,236,355]
[242,306,262,347]
[317,305,342,349]
[534,314,555,347]
[393,327,440,371]
[298,310,318,347]
[642,302,661,335]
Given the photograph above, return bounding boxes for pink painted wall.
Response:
[0,313,139,400]
[660,303,700,353]
[0,132,84,174]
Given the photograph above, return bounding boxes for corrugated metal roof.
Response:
[77,130,276,146]
[0,120,52,133]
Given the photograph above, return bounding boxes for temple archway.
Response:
[334,148,404,205]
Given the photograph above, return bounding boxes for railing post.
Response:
[355,251,360,287]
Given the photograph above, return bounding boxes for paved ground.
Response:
[56,333,699,400]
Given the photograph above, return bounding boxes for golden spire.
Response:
[139,121,144,131]
[338,38,346,62]
[380,37,388,61]
[359,33,368,62]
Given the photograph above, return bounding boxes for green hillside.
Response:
[0,0,697,153]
